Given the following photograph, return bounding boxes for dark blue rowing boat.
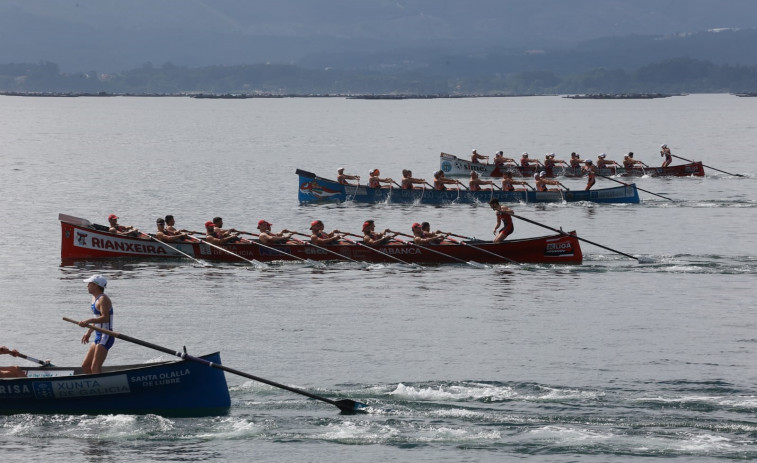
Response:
[0,352,230,416]
[297,169,640,204]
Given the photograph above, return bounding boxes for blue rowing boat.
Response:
[297,170,640,204]
[0,352,231,416]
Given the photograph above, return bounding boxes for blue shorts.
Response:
[94,333,115,350]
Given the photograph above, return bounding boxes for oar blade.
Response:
[335,398,368,414]
[467,260,489,269]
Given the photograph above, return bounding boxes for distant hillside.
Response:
[1,0,757,72]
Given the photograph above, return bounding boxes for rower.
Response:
[155,217,190,242]
[337,167,360,187]
[471,149,489,164]
[569,152,584,169]
[623,151,647,169]
[401,169,426,189]
[520,152,542,169]
[501,171,530,191]
[488,198,514,242]
[310,220,342,245]
[164,215,190,235]
[534,171,561,192]
[212,217,243,243]
[257,220,293,245]
[583,160,597,190]
[543,153,568,177]
[597,153,621,169]
[204,220,240,245]
[469,171,495,191]
[421,222,450,244]
[660,144,673,167]
[433,170,461,190]
[362,220,396,246]
[107,214,140,237]
[0,346,26,378]
[367,169,393,189]
[411,222,446,245]
[493,150,515,166]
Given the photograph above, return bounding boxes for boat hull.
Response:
[60,215,582,265]
[297,170,639,204]
[0,353,231,416]
[440,152,705,178]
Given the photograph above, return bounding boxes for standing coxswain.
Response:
[660,144,673,167]
[78,275,114,375]
[488,199,514,242]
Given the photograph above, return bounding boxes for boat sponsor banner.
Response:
[0,374,134,400]
[130,367,191,389]
[70,229,179,256]
[544,237,575,257]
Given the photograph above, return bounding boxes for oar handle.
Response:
[425,181,435,189]
[14,352,52,366]
[63,317,365,413]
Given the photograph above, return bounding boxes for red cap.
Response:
[362,221,373,231]
[310,220,322,229]
[257,220,271,228]
[108,214,118,220]
[411,222,421,229]
[204,221,215,228]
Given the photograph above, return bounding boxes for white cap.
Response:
[497,150,503,155]
[534,172,540,179]
[472,149,477,153]
[83,274,107,288]
[598,153,606,158]
[522,152,528,157]
[661,144,667,148]
[539,171,547,177]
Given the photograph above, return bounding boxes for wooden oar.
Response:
[147,234,212,267]
[239,232,325,268]
[4,349,53,367]
[197,237,268,268]
[290,233,363,264]
[596,174,674,201]
[671,154,744,177]
[63,318,366,413]
[509,213,650,263]
[341,233,421,267]
[440,234,520,265]
[388,230,488,268]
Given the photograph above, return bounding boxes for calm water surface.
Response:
[0,94,756,462]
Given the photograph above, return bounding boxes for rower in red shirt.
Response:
[310,220,342,245]
[488,199,514,242]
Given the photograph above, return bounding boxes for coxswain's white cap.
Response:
[598,153,606,158]
[83,274,107,288]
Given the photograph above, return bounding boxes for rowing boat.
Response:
[296,169,640,204]
[59,214,583,265]
[440,152,705,177]
[0,352,230,416]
